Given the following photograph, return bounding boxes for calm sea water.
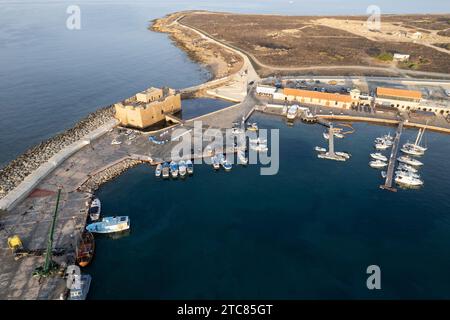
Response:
[1,0,449,165]
[88,114,450,299]
[1,0,450,299]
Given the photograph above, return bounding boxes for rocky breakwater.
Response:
[0,106,115,199]
[78,158,143,194]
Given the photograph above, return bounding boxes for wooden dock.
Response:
[380,121,404,192]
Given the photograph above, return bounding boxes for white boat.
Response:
[395,170,421,179]
[86,216,130,234]
[287,105,299,120]
[186,160,194,175]
[178,160,187,177]
[381,171,387,178]
[374,142,390,150]
[397,156,423,167]
[162,162,170,179]
[323,131,343,139]
[170,161,179,178]
[250,144,268,152]
[369,160,387,169]
[335,151,351,159]
[398,163,418,173]
[111,139,122,145]
[395,174,423,187]
[211,156,220,170]
[402,128,427,155]
[315,146,326,153]
[238,150,248,165]
[317,153,346,161]
[89,198,101,221]
[249,138,267,144]
[68,274,91,300]
[401,145,424,156]
[370,153,388,162]
[155,164,162,178]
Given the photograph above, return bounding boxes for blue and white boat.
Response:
[218,154,232,171]
[186,159,194,175]
[86,216,130,234]
[178,160,187,177]
[211,156,220,170]
[170,161,178,178]
[155,164,162,177]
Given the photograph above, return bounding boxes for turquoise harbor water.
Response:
[1,0,450,299]
[87,114,450,299]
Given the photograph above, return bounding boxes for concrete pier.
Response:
[380,121,404,192]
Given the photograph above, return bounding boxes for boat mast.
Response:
[328,124,335,156]
[414,129,422,146]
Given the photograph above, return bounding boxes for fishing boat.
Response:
[170,161,178,178]
[211,156,220,170]
[178,160,187,177]
[315,146,326,153]
[89,198,101,221]
[398,163,418,173]
[397,156,423,167]
[186,159,194,175]
[335,151,351,159]
[76,231,95,268]
[286,105,299,120]
[68,274,91,300]
[155,164,162,177]
[369,160,387,169]
[111,139,121,145]
[162,162,170,179]
[395,174,424,187]
[370,153,388,162]
[86,216,130,234]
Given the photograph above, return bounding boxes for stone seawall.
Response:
[78,158,144,193]
[0,106,115,199]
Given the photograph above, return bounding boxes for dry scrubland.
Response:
[178,12,450,75]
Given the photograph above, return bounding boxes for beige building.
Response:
[278,88,359,109]
[114,87,181,129]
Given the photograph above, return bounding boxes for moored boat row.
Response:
[156,160,194,179]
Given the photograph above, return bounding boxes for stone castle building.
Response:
[114,87,181,129]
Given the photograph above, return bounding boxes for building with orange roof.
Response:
[280,87,360,109]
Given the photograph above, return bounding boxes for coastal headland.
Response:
[1,10,450,299]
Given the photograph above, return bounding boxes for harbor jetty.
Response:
[380,121,404,192]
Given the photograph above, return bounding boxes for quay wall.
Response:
[0,106,118,210]
[318,115,450,134]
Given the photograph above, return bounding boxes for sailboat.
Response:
[401,127,427,156]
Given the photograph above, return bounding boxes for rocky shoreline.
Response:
[151,11,243,80]
[78,158,143,194]
[0,106,115,199]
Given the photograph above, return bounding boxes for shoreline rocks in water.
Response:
[78,158,143,194]
[0,106,115,199]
